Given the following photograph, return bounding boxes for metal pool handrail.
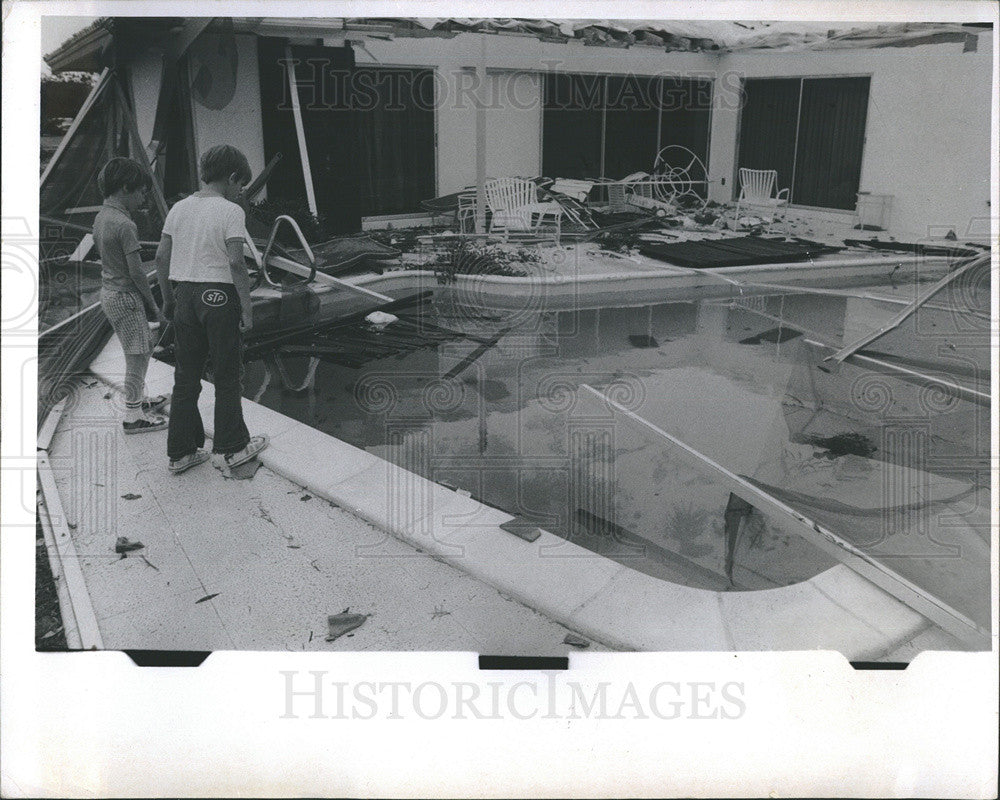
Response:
[259,215,317,288]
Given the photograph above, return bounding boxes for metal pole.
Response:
[474,35,487,234]
[825,253,990,364]
[581,384,990,649]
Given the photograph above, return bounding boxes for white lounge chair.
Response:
[735,168,789,230]
[484,177,563,241]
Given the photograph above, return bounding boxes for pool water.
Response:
[242,274,990,628]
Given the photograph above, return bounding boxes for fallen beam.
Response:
[825,253,990,364]
[580,384,991,649]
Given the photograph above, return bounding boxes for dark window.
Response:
[543,73,712,183]
[737,76,870,210]
[792,78,870,209]
[257,38,435,232]
[542,73,604,179]
[603,75,660,179]
[735,78,799,199]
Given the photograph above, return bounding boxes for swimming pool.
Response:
[242,270,990,632]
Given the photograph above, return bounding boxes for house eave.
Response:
[44,21,113,73]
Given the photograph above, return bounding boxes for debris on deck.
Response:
[214,457,264,480]
[326,609,369,642]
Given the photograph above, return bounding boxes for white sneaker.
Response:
[214,435,269,470]
[168,449,209,474]
[123,413,167,435]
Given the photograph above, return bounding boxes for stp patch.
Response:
[201,289,228,307]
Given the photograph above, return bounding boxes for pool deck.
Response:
[42,377,605,653]
[40,248,978,657]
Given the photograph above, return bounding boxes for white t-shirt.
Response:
[162,195,247,284]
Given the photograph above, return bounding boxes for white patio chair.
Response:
[484,178,562,241]
[456,191,477,233]
[735,168,789,229]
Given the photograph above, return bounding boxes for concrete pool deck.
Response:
[43,319,969,658]
[42,376,606,653]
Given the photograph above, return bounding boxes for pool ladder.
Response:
[246,214,317,288]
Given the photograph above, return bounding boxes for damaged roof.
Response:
[45,17,991,72]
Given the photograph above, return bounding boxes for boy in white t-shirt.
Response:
[155,145,268,474]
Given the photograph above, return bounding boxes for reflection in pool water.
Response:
[242,279,990,630]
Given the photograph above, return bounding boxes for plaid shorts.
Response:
[100,289,152,355]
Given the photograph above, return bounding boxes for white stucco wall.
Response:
[709,35,994,240]
[189,33,267,180]
[133,28,992,238]
[127,53,163,149]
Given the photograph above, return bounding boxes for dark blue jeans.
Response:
[167,281,250,460]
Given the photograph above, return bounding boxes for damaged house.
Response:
[44,17,992,241]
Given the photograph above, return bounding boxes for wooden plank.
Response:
[36,397,67,452]
[37,454,105,650]
[442,328,510,380]
[580,384,991,649]
[37,498,83,650]
[285,45,318,217]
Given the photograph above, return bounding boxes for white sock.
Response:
[124,400,142,423]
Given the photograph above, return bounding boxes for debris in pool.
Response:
[326,609,369,641]
[114,536,144,554]
[739,327,803,345]
[478,379,511,402]
[365,310,398,327]
[804,432,877,459]
[834,455,875,480]
[628,334,659,348]
[564,633,590,648]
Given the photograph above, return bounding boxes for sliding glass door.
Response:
[258,38,436,232]
[542,72,713,183]
[737,76,870,210]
